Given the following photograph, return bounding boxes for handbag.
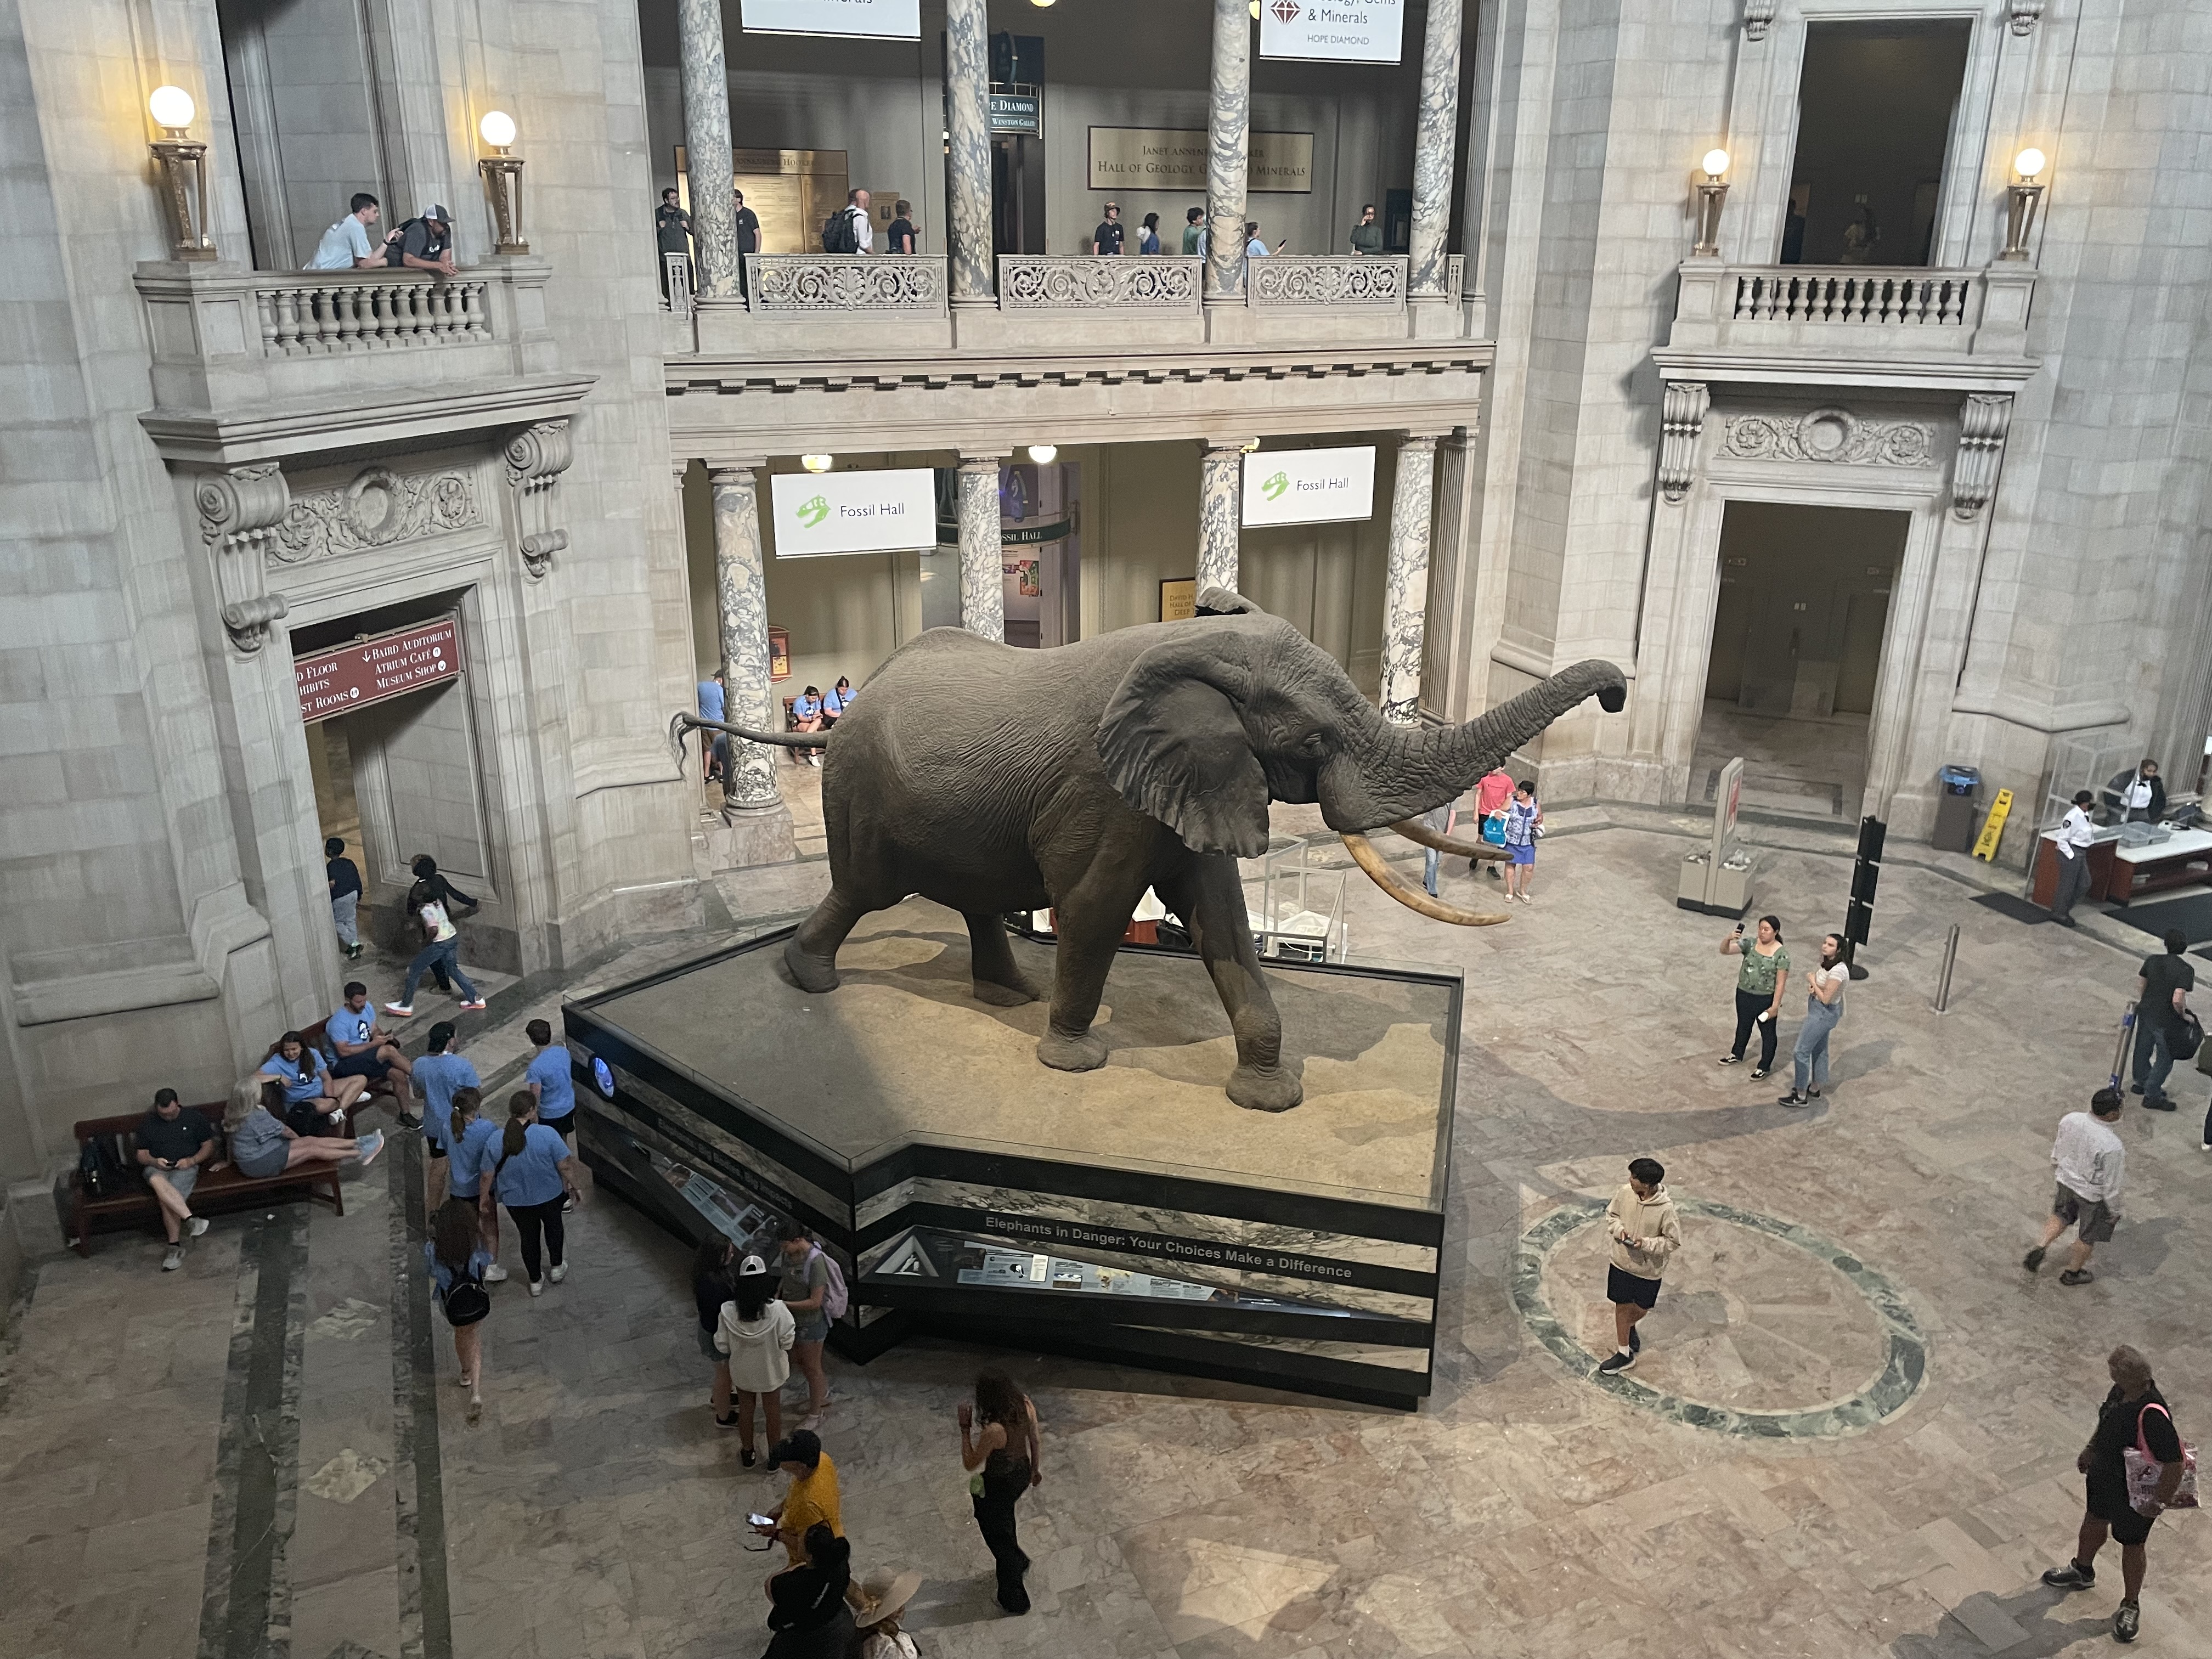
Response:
[2174,1008,2204,1062]
[2124,1402,2199,1514]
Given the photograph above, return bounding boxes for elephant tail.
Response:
[668,710,828,773]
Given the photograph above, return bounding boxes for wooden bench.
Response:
[59,1105,345,1257]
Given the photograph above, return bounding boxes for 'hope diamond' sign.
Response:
[1260,0,1403,63]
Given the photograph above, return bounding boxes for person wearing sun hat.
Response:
[851,1568,923,1657]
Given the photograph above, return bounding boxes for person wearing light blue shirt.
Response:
[493,1094,577,1293]
[524,1018,579,1216]
[259,1032,361,1132]
[443,1087,509,1284]
[410,1023,479,1207]
[305,194,386,270]
[698,669,730,786]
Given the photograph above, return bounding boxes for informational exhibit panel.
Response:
[1240,445,1378,528]
[769,469,938,556]
[1259,0,1404,63]
[740,0,919,38]
[1088,128,1314,194]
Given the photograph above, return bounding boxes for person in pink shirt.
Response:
[1472,765,1514,879]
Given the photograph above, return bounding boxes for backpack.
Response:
[383,219,421,268]
[821,209,860,255]
[79,1135,127,1198]
[439,1274,491,1327]
[809,1244,849,1320]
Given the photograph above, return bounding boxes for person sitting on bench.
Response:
[260,1031,364,1135]
[326,983,412,1094]
[230,1081,384,1181]
[137,1087,217,1272]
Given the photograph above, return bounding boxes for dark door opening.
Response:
[1781,20,1970,267]
[991,136,1045,255]
[1695,502,1908,822]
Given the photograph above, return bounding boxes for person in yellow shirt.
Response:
[755,1430,841,1566]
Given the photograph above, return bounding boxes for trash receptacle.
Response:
[1933,765,1980,852]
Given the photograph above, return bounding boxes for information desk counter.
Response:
[562,897,1459,1410]
[2033,827,2212,908]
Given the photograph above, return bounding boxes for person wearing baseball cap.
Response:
[754,1427,841,1567]
[388,203,457,277]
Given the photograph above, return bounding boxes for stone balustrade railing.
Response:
[1730,267,1979,326]
[254,273,493,354]
[746,254,947,314]
[1248,256,1408,309]
[999,255,1202,310]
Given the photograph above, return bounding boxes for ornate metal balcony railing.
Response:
[746,255,946,314]
[998,255,1202,310]
[252,273,493,354]
[1247,255,1408,309]
[1730,267,1979,326]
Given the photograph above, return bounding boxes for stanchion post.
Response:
[1932,923,1960,1013]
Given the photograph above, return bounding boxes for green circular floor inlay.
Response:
[1513,1195,1928,1438]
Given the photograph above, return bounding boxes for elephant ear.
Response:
[1097,638,1271,858]
[1195,586,1266,617]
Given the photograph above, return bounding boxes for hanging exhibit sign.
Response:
[988,91,1042,136]
[294,617,461,724]
[1239,446,1377,528]
[1087,128,1313,193]
[740,0,919,39]
[1259,0,1404,64]
[769,469,939,556]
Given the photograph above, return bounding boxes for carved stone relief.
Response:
[1658,381,1711,503]
[1950,393,2012,520]
[198,462,292,652]
[1719,408,1936,468]
[504,420,575,579]
[1743,0,1776,40]
[270,466,481,564]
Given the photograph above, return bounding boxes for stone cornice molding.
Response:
[1950,692,2128,736]
[141,373,597,466]
[1650,348,2038,396]
[670,347,1493,398]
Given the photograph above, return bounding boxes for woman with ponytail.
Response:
[491,1090,577,1296]
[424,1196,493,1413]
[442,1086,507,1284]
[761,1521,855,1657]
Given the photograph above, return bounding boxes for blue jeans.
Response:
[1423,847,1441,896]
[402,937,478,1006]
[1792,997,1841,1092]
[2132,1019,2176,1101]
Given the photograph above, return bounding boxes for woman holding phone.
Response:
[1719,916,1789,1079]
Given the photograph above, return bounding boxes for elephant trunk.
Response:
[1321,658,1628,832]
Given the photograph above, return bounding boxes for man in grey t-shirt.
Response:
[306,194,386,270]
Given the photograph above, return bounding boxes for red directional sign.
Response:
[295,617,461,725]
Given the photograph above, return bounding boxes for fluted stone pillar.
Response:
[709,464,794,858]
[1198,441,1246,594]
[1204,0,1251,304]
[945,0,994,305]
[1408,0,1464,297]
[678,0,738,298]
[957,453,1007,641]
[1379,434,1442,724]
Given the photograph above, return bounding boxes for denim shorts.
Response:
[697,1324,723,1363]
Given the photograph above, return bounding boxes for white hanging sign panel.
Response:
[1259,0,1404,64]
[769,469,939,556]
[741,0,920,40]
[1240,446,1378,527]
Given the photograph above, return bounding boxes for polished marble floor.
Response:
[5,785,2210,1659]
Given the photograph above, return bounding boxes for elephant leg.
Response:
[1035,862,1152,1075]
[784,884,877,994]
[1167,857,1302,1113]
[965,912,1041,1007]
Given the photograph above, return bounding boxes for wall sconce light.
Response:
[1026,444,1058,464]
[800,454,834,473]
[2001,148,2046,261]
[147,86,216,262]
[1691,149,1730,259]
[477,110,529,255]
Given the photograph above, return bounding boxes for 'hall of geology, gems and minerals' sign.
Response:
[1087,128,1314,193]
[294,617,462,725]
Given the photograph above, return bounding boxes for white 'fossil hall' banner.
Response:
[769,469,939,556]
[1240,447,1378,528]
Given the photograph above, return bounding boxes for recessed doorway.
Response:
[1694,501,1908,823]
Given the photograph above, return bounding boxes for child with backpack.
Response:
[774,1219,847,1431]
[424,1195,493,1414]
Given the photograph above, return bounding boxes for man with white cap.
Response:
[388,204,458,277]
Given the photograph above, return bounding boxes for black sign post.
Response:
[1842,815,1883,980]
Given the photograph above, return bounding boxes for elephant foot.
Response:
[1226,1063,1303,1113]
[783,938,841,995]
[1036,1027,1109,1074]
[971,973,1040,1008]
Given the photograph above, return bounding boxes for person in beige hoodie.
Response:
[1598,1157,1683,1374]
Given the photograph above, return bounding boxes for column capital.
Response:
[1201,436,1255,458]
[1397,429,1450,448]
[706,458,767,487]
[956,449,1011,467]
[672,458,692,486]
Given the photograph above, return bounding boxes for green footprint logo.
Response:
[795,495,830,528]
[1261,471,1289,501]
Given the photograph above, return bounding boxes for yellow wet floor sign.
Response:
[1972,787,2013,861]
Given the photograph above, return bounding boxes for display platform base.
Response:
[564,897,1461,1409]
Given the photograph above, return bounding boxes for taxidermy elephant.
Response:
[675,590,1626,1111]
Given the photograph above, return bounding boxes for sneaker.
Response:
[1778,1092,1808,1107]
[2041,1560,2095,1591]
[1750,1068,1771,1080]
[740,1447,758,1466]
[396,1113,422,1131]
[355,1130,387,1167]
[1719,1054,1742,1066]
[1629,1326,1641,1354]
[1596,1349,1635,1374]
[482,1263,509,1283]
[799,1412,825,1431]
[162,1245,185,1271]
[549,1263,568,1284]
[187,1216,210,1238]
[2023,1245,2046,1273]
[2059,1268,2094,1285]
[383,1002,414,1017]
[2129,1084,2143,1096]
[528,1279,545,1297]
[715,1411,742,1431]
[2200,1141,2212,1153]
[458,998,488,1012]
[561,1195,576,1214]
[2114,1600,2140,1643]
[2142,1095,2177,1113]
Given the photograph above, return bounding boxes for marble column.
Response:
[957,453,1006,641]
[708,466,792,844]
[1379,433,1442,725]
[944,0,994,305]
[1204,0,1251,303]
[1408,0,1465,300]
[1198,441,1245,594]
[678,0,739,298]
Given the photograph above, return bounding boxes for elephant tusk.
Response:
[1339,833,1513,927]
[1387,816,1508,862]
